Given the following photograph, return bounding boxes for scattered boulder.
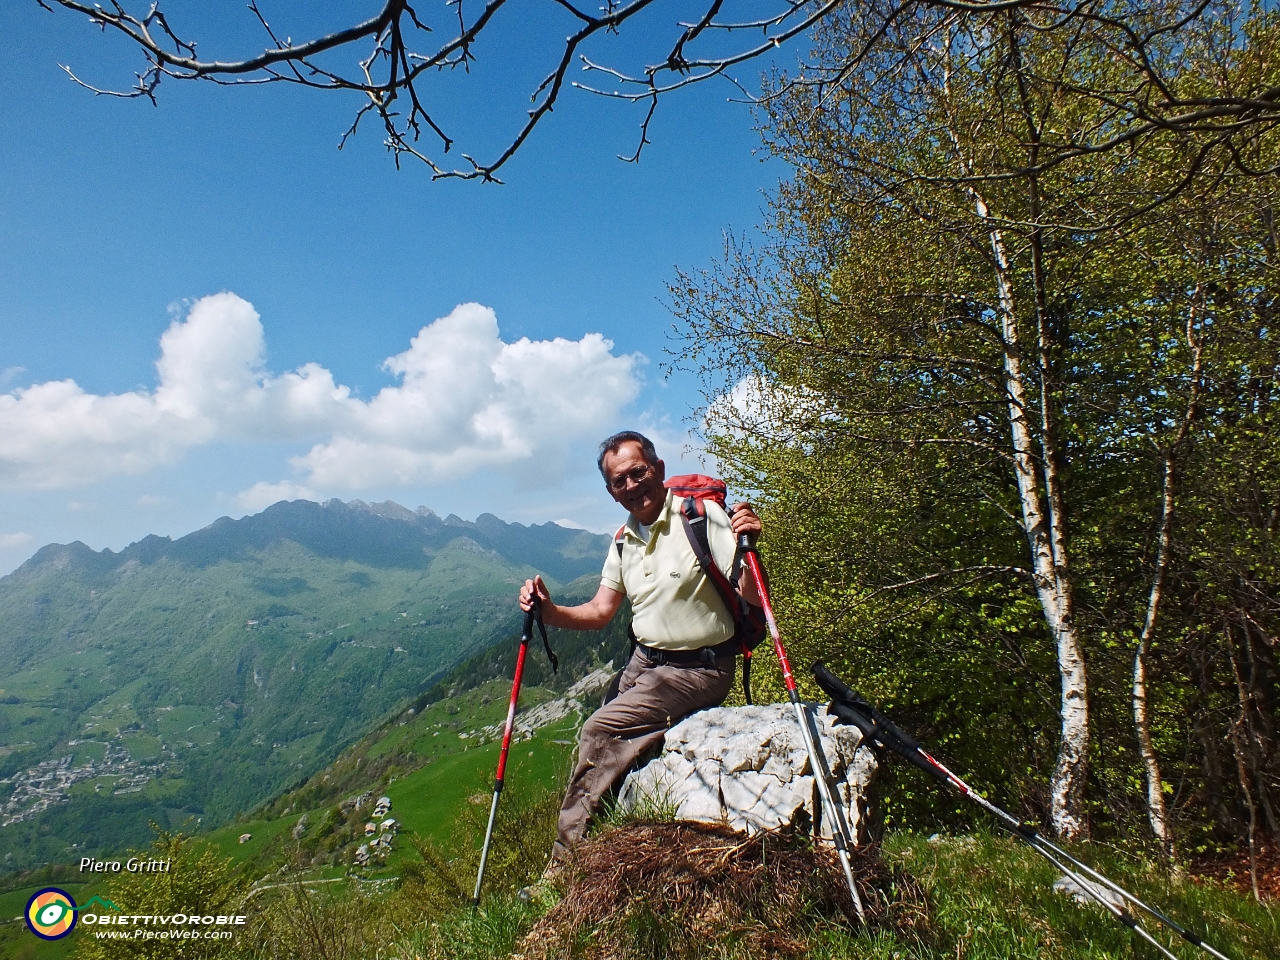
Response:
[618,703,876,842]
[340,791,372,814]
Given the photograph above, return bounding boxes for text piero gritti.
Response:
[79,857,171,873]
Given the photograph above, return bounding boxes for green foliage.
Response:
[402,587,631,716]
[382,831,1274,960]
[13,794,191,873]
[597,776,679,830]
[870,832,1278,960]
[235,879,377,960]
[396,834,1269,960]
[229,773,561,960]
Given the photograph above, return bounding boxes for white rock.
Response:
[1053,874,1128,912]
[618,703,876,842]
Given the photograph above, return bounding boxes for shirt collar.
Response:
[625,489,673,540]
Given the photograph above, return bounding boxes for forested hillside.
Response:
[0,498,608,872]
[676,1,1280,877]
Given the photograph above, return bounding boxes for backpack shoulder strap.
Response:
[678,496,744,625]
[678,496,766,704]
[614,524,627,560]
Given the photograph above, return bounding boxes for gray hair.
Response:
[597,431,659,479]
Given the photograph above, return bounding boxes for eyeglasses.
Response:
[607,465,655,493]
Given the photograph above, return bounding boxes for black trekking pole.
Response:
[812,662,1234,960]
[472,602,557,906]
[737,536,867,924]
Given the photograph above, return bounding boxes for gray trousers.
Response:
[552,647,734,861]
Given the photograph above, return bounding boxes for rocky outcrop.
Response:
[618,703,876,843]
[476,664,615,743]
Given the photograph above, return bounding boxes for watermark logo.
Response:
[25,887,78,940]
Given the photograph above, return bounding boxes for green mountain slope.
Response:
[0,612,625,960]
[0,498,611,873]
[193,610,630,880]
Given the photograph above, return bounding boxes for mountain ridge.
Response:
[10,497,605,584]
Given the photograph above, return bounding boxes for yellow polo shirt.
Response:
[601,490,738,651]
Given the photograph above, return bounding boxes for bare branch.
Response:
[37,1,1280,185]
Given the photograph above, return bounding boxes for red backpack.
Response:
[614,474,769,702]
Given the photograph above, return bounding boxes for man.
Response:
[519,431,763,864]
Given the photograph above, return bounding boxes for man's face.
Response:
[602,441,666,525]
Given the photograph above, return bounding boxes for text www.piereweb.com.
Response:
[94,928,234,941]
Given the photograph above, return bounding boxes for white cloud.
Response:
[0,294,642,491]
[705,375,822,443]
[236,481,318,513]
[0,532,33,549]
[296,304,641,487]
[136,495,165,506]
[0,367,25,386]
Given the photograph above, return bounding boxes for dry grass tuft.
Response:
[517,821,927,960]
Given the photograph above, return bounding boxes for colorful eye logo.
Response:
[25,887,78,940]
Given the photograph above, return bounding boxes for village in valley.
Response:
[1,740,171,828]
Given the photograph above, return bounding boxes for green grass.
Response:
[382,831,1278,960]
[385,714,577,847]
[118,733,161,760]
[11,701,1270,960]
[204,812,307,863]
[167,673,582,888]
[154,704,218,742]
[69,742,104,765]
[810,832,1278,960]
[398,895,542,960]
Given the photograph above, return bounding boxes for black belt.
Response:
[637,639,737,666]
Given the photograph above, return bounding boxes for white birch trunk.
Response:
[976,194,1090,840]
[1134,304,1203,858]
[945,41,1089,839]
[1134,452,1175,857]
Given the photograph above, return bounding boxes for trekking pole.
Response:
[472,602,557,906]
[738,536,867,924]
[812,662,1233,960]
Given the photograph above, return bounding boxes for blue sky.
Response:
[0,3,786,574]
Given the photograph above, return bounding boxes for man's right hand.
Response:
[520,575,551,613]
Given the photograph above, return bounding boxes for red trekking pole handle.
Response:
[737,533,798,696]
[494,606,536,786]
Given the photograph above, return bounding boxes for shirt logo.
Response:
[669,572,680,578]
